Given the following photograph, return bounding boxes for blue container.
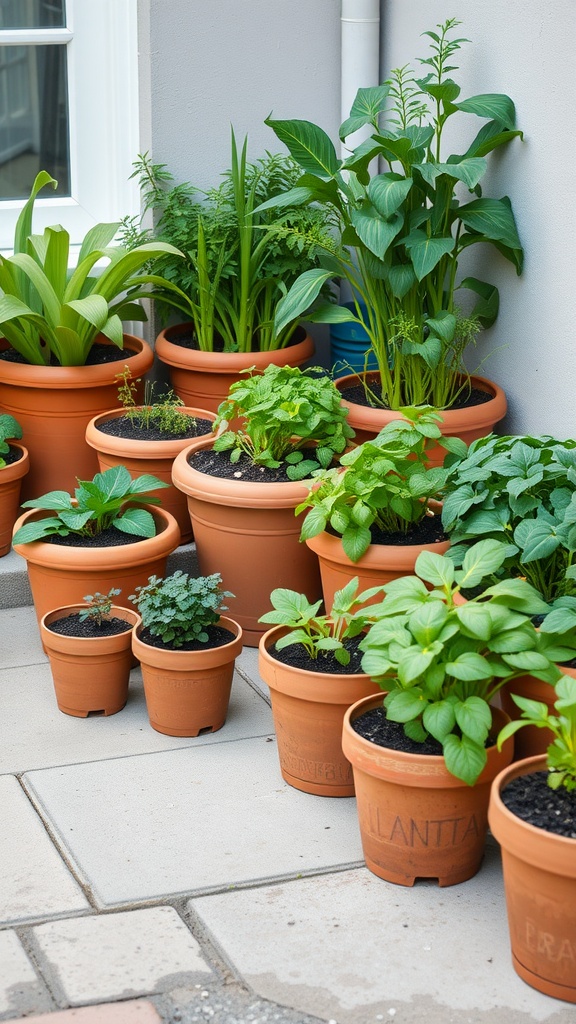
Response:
[329,302,378,378]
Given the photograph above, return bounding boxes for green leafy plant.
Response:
[0,170,182,366]
[498,675,576,792]
[0,413,23,468]
[258,576,386,666]
[78,588,122,627]
[115,365,193,434]
[212,363,355,479]
[358,539,560,785]
[11,465,169,544]
[442,433,576,602]
[297,408,460,561]
[120,132,338,352]
[261,18,523,409]
[129,570,233,647]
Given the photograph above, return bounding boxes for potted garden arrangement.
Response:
[85,366,216,542]
[0,412,29,556]
[261,19,522,451]
[172,362,354,644]
[489,679,576,1002]
[341,539,561,887]
[12,464,180,626]
[40,588,140,718]
[130,570,242,736]
[297,408,457,609]
[0,170,182,499]
[258,577,384,796]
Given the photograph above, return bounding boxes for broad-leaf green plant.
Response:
[498,675,576,792]
[129,571,233,647]
[0,413,23,468]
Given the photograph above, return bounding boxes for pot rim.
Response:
[258,623,374,685]
[86,406,216,458]
[155,324,314,372]
[132,614,243,664]
[0,334,153,389]
[0,442,30,481]
[41,604,141,634]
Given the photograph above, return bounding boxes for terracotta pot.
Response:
[155,323,315,413]
[172,438,322,646]
[342,694,514,887]
[336,372,507,465]
[488,755,576,1002]
[0,443,29,557]
[85,406,216,543]
[40,605,140,717]
[12,506,180,626]
[132,616,243,736]
[0,334,153,501]
[258,625,381,796]
[500,665,576,761]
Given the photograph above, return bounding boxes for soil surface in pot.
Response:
[138,623,235,652]
[340,380,493,411]
[165,325,306,354]
[352,706,446,755]
[327,514,446,547]
[47,614,132,638]
[268,634,365,675]
[96,414,213,443]
[1,444,25,467]
[190,447,320,484]
[501,770,576,839]
[0,342,138,366]
[46,525,158,549]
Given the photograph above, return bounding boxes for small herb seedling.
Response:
[115,365,193,434]
[79,588,122,627]
[498,675,576,792]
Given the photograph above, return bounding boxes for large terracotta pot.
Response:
[40,605,140,717]
[132,616,243,736]
[0,334,153,501]
[336,372,507,464]
[342,694,514,887]
[12,506,180,626]
[0,442,29,557]
[258,625,381,796]
[85,406,216,543]
[488,755,576,1002]
[155,323,314,413]
[172,438,322,646]
[500,665,575,761]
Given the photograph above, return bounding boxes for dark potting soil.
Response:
[47,614,131,639]
[0,342,137,366]
[164,325,306,354]
[96,414,213,443]
[189,447,320,484]
[138,623,235,652]
[339,380,493,412]
[1,444,24,467]
[47,525,148,548]
[326,513,446,548]
[268,634,366,675]
[500,770,576,839]
[351,705,446,756]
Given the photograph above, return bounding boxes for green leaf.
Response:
[453,93,516,129]
[454,697,491,744]
[446,652,493,682]
[368,173,412,219]
[385,689,424,723]
[423,700,456,742]
[350,207,403,259]
[113,507,157,538]
[459,277,499,329]
[414,549,455,588]
[342,524,372,563]
[264,117,340,179]
[403,233,455,281]
[459,197,523,262]
[456,539,507,589]
[454,603,493,641]
[274,269,334,336]
[443,734,487,785]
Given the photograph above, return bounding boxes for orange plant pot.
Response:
[13,506,181,626]
[342,694,514,887]
[0,335,153,501]
[85,406,216,543]
[336,372,507,464]
[488,755,576,1002]
[0,443,29,557]
[155,323,314,413]
[172,438,322,646]
[258,625,381,796]
[40,605,140,717]
[132,616,243,736]
[500,666,575,761]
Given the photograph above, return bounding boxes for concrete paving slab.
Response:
[31,908,210,1006]
[23,740,363,908]
[0,604,44,667]
[0,775,89,926]
[235,646,269,701]
[189,850,574,1024]
[0,929,52,1019]
[0,548,32,610]
[22,1003,162,1024]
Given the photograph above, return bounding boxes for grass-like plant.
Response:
[115,365,194,434]
[129,571,232,647]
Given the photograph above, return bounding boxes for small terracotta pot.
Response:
[342,694,514,887]
[13,506,181,626]
[0,334,153,501]
[85,406,216,543]
[40,605,140,717]
[500,665,576,761]
[0,443,29,557]
[258,625,381,796]
[336,372,507,464]
[488,755,576,1002]
[172,438,322,646]
[132,616,243,736]
[155,323,314,413]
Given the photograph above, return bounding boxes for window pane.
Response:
[0,43,69,199]
[0,0,66,30]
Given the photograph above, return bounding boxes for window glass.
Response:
[0,1,66,30]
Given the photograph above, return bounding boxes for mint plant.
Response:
[12,465,169,544]
[129,571,233,647]
[498,675,576,792]
[0,413,23,468]
[79,588,122,627]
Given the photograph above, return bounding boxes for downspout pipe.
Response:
[340,0,381,155]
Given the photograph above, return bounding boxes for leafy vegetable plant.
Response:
[213,363,354,479]
[258,576,386,666]
[359,539,560,785]
[0,413,23,468]
[79,588,122,627]
[129,571,233,647]
[11,465,169,544]
[498,675,576,792]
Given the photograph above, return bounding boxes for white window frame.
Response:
[0,0,140,251]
